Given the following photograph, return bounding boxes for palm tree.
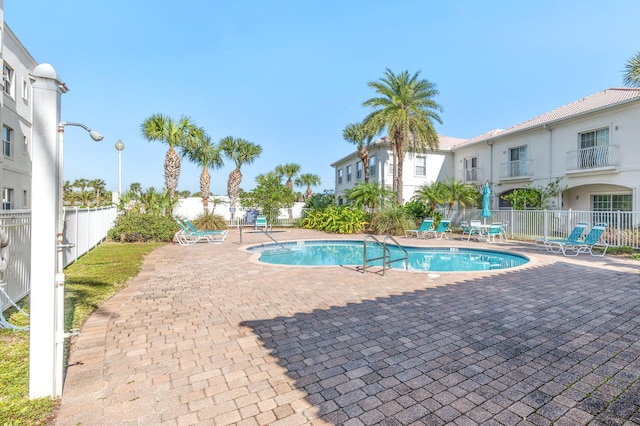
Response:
[219,136,262,219]
[182,127,224,214]
[140,113,195,198]
[294,173,321,200]
[345,181,394,215]
[89,179,106,205]
[623,51,640,87]
[343,122,375,183]
[128,182,142,198]
[412,181,448,214]
[275,163,301,191]
[442,178,478,216]
[362,68,443,203]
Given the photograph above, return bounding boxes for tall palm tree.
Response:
[219,136,262,218]
[140,113,195,198]
[442,178,478,216]
[89,178,106,205]
[182,127,224,214]
[623,51,640,87]
[343,122,375,183]
[294,173,321,200]
[412,181,448,214]
[362,68,443,204]
[275,163,301,191]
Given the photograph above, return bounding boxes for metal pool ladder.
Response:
[360,234,408,275]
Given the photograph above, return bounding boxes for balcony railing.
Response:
[565,145,619,171]
[499,159,533,179]
[460,167,483,182]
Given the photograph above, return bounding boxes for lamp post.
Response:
[115,139,125,198]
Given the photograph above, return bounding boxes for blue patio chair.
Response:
[174,217,229,245]
[423,219,451,240]
[255,215,268,231]
[484,223,503,243]
[460,220,480,241]
[405,218,433,238]
[536,221,588,253]
[550,223,609,256]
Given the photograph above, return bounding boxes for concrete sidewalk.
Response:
[55,229,640,425]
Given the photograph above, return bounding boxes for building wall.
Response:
[0,22,36,210]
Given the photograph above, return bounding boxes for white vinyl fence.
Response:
[1,206,117,311]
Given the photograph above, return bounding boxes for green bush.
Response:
[191,213,227,230]
[370,204,416,236]
[108,213,177,242]
[301,206,368,234]
[403,200,430,224]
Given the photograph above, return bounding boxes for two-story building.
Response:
[0,7,37,210]
[332,88,640,214]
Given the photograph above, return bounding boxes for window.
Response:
[2,188,13,210]
[415,156,426,176]
[388,162,393,175]
[592,194,632,226]
[22,135,28,155]
[509,146,527,177]
[369,155,377,176]
[346,165,352,182]
[3,63,13,96]
[356,162,363,179]
[23,190,28,208]
[579,127,609,168]
[337,168,343,184]
[3,126,12,157]
[464,157,477,181]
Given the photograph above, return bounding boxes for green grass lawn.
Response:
[0,241,164,425]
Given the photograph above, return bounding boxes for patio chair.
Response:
[423,219,451,240]
[255,215,268,231]
[460,220,481,241]
[550,223,609,257]
[484,224,503,243]
[174,217,229,245]
[182,218,229,243]
[405,218,434,238]
[536,221,588,253]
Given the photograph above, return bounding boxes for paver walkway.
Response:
[54,229,640,425]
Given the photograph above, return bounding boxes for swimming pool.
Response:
[247,240,529,272]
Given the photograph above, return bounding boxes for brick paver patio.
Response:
[54,229,640,425]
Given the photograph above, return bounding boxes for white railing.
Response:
[498,160,534,179]
[565,145,619,171]
[1,206,117,311]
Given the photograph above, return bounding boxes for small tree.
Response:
[240,172,295,226]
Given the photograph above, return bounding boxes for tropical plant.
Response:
[128,182,142,198]
[623,51,640,87]
[304,190,335,210]
[412,181,448,213]
[343,122,376,183]
[362,68,443,203]
[219,136,262,219]
[140,113,196,198]
[294,173,321,200]
[369,203,416,236]
[182,127,224,214]
[89,178,106,205]
[108,213,177,242]
[441,178,479,215]
[403,200,430,223]
[191,212,227,230]
[240,172,295,226]
[301,206,368,234]
[345,182,395,215]
[275,163,301,191]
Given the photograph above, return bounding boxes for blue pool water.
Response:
[247,240,529,272]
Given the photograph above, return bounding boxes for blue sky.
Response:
[5,1,640,196]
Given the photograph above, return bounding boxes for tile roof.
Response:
[462,88,640,145]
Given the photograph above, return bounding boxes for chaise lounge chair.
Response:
[405,218,434,238]
[547,223,609,257]
[536,221,588,253]
[423,219,451,240]
[174,217,229,245]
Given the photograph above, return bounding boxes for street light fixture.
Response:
[115,139,125,197]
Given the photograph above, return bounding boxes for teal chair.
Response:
[255,215,268,231]
[405,218,433,238]
[553,223,609,257]
[536,221,588,252]
[484,224,502,243]
[423,219,451,240]
[460,220,481,241]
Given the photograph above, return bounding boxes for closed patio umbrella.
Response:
[481,183,491,224]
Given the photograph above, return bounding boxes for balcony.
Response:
[460,167,484,183]
[498,159,534,180]
[565,145,619,174]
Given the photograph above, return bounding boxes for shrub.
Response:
[301,206,368,234]
[108,213,177,242]
[370,204,416,236]
[404,200,429,224]
[191,213,227,230]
